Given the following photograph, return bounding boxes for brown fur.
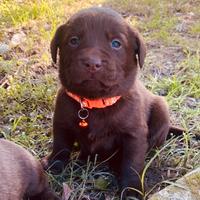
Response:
[43,7,181,199]
[0,139,60,200]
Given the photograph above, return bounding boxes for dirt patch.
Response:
[145,45,186,78]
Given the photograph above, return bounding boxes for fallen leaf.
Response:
[94,176,109,190]
[62,183,73,200]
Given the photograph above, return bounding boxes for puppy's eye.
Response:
[111,39,121,49]
[69,36,80,47]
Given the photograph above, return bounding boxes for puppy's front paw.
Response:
[41,157,65,174]
[120,177,144,200]
[121,189,143,200]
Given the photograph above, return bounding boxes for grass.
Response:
[0,0,200,199]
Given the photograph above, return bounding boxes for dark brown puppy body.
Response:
[45,7,170,198]
[0,139,59,200]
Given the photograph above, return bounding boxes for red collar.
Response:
[66,90,121,109]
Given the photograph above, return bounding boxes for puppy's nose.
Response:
[82,58,102,72]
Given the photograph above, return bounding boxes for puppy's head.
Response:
[51,7,146,98]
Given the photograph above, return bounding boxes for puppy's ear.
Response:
[129,28,146,68]
[50,25,66,63]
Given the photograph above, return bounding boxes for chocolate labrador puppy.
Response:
[43,7,181,199]
[0,139,60,200]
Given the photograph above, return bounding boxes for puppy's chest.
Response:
[75,111,119,152]
[70,101,142,153]
[80,131,118,154]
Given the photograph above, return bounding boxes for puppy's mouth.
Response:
[68,78,119,98]
[81,79,109,88]
[62,62,120,98]
[72,71,117,87]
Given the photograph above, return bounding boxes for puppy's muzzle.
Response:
[78,48,109,73]
[80,56,102,73]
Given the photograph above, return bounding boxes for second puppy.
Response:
[0,139,60,200]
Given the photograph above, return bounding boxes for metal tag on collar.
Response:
[78,101,89,128]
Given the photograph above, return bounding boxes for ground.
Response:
[0,0,199,200]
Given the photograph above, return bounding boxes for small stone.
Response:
[10,31,26,47]
[44,23,51,31]
[186,97,197,109]
[0,43,10,55]
[149,167,200,200]
[176,22,187,32]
